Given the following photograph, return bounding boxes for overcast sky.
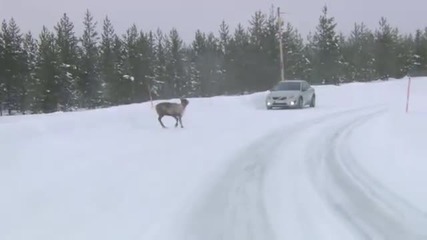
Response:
[0,0,425,43]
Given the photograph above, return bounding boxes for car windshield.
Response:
[271,82,301,91]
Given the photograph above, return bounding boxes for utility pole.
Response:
[277,7,285,81]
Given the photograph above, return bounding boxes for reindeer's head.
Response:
[180,98,189,108]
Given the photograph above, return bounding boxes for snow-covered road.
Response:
[176,107,376,240]
[173,106,427,240]
[144,105,427,240]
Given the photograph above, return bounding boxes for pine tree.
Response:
[121,24,144,103]
[111,35,127,104]
[54,13,80,111]
[248,11,266,48]
[342,23,376,81]
[22,31,40,113]
[228,23,250,94]
[1,18,26,114]
[191,30,207,96]
[136,31,155,102]
[309,5,343,84]
[218,20,230,56]
[99,16,120,105]
[79,9,101,108]
[262,7,281,86]
[247,10,269,91]
[282,23,310,80]
[36,26,59,113]
[144,31,158,102]
[421,28,427,73]
[339,33,353,81]
[218,20,233,94]
[151,29,168,99]
[0,20,5,115]
[394,34,415,77]
[413,29,427,76]
[206,32,225,96]
[184,50,201,97]
[263,7,279,62]
[166,28,186,98]
[374,17,399,79]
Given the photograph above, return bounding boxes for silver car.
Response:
[265,80,316,109]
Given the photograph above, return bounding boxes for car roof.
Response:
[280,80,306,83]
[276,80,307,84]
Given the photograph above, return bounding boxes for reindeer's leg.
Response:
[158,115,166,128]
[173,116,179,128]
[178,116,184,128]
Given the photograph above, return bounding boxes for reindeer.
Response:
[155,98,189,128]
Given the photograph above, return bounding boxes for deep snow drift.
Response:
[0,77,426,240]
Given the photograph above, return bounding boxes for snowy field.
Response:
[0,77,426,240]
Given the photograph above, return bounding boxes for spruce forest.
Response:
[1,6,426,115]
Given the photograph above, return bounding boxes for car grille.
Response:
[272,97,287,100]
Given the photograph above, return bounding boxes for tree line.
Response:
[1,5,426,115]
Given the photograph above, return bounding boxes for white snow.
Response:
[1,77,426,240]
[123,74,135,81]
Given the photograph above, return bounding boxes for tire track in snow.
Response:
[306,109,427,239]
[178,106,383,240]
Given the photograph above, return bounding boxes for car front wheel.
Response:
[297,97,304,109]
[310,94,316,107]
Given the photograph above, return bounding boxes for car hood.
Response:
[267,90,301,98]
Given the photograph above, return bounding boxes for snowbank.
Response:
[348,77,427,214]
